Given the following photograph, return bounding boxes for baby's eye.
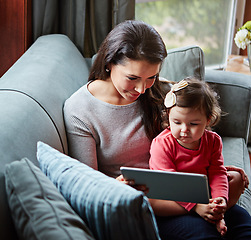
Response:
[190,123,199,126]
[173,121,181,125]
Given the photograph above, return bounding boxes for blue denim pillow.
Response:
[5,158,94,240]
[37,141,160,240]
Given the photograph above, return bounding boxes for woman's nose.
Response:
[135,81,146,94]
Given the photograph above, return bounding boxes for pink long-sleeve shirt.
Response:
[149,129,228,211]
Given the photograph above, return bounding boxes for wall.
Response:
[0,0,32,77]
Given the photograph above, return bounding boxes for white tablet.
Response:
[120,167,210,204]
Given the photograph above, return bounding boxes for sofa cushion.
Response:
[5,158,94,240]
[37,141,160,240]
[159,45,205,82]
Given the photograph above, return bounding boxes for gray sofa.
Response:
[0,34,250,239]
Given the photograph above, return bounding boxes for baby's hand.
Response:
[194,198,226,223]
[211,197,227,215]
[194,200,220,224]
[216,219,227,236]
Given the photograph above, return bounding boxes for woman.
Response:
[64,20,250,239]
[64,20,166,178]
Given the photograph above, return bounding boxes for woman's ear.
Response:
[105,64,111,73]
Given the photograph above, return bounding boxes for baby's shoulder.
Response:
[204,130,222,144]
[154,128,174,143]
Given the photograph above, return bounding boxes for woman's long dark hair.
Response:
[89,20,167,140]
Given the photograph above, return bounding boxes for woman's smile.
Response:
[109,59,160,105]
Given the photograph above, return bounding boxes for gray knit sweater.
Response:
[63,83,150,178]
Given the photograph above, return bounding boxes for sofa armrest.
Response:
[205,69,251,143]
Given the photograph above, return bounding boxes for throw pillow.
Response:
[37,141,160,240]
[5,158,94,240]
[160,45,205,82]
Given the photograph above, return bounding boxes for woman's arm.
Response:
[67,129,98,169]
[225,165,249,189]
[227,170,247,208]
[64,104,98,170]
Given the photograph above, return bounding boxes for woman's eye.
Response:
[148,75,157,80]
[127,76,137,81]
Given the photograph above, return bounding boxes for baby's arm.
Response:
[211,197,228,236]
[194,196,228,236]
[149,198,188,216]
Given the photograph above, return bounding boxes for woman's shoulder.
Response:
[87,80,106,96]
[87,80,115,104]
[65,81,110,108]
[64,84,89,109]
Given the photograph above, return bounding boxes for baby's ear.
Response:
[206,117,212,126]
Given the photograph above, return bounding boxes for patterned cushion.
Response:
[37,141,160,240]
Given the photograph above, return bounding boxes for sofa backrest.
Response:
[0,34,90,239]
[159,45,205,82]
[205,69,251,142]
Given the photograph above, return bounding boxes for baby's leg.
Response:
[216,219,227,236]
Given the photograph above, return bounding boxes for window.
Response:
[135,0,242,69]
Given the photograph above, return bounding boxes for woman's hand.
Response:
[116,174,133,184]
[225,165,249,190]
[116,174,149,194]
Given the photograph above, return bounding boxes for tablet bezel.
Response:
[120,167,210,204]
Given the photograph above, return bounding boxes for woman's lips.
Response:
[130,92,141,98]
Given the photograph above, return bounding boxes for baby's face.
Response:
[169,106,209,150]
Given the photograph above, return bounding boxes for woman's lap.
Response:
[155,205,251,240]
[224,204,251,239]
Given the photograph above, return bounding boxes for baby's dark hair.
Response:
[164,77,222,129]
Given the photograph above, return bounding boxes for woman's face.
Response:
[109,59,161,104]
